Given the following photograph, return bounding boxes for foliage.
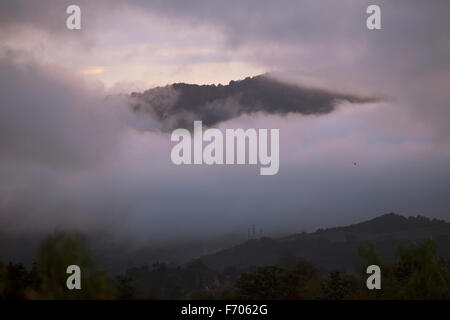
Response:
[358,238,450,299]
[0,232,117,299]
[34,232,117,299]
[2,234,450,300]
[125,260,221,299]
[320,270,364,299]
[230,261,322,300]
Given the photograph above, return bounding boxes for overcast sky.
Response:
[0,1,450,243]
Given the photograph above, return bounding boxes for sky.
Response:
[0,0,450,243]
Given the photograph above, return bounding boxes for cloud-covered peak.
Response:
[130,74,378,131]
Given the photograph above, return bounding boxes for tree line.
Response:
[1,232,450,300]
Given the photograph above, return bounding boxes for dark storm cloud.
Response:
[130,74,378,131]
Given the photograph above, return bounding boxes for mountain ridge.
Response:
[130,74,378,131]
[200,213,450,273]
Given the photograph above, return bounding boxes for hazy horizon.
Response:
[1,0,450,248]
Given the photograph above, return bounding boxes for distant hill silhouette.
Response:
[2,213,450,276]
[313,213,448,235]
[200,213,450,274]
